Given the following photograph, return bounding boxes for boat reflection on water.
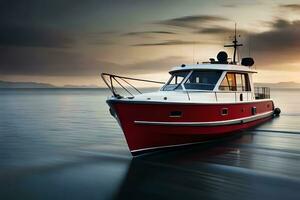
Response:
[115,134,245,200]
[2,127,300,200]
[115,132,300,200]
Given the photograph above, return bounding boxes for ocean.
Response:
[1,88,300,200]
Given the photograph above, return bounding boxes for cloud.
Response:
[84,31,118,46]
[270,19,291,29]
[249,19,300,52]
[132,40,220,46]
[187,18,300,71]
[245,19,300,70]
[195,26,250,45]
[0,24,74,48]
[197,26,247,35]
[0,47,103,76]
[280,4,300,11]
[1,0,300,80]
[0,0,111,25]
[0,46,187,76]
[222,4,237,8]
[157,15,229,29]
[122,31,176,37]
[172,17,300,72]
[120,56,186,74]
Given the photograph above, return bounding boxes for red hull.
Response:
[108,100,274,155]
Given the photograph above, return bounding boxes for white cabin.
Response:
[129,63,264,103]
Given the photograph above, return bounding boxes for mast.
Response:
[224,24,243,64]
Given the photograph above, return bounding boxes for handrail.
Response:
[101,73,271,101]
[254,86,270,99]
[101,73,165,97]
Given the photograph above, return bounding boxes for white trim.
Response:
[160,70,192,92]
[169,64,257,74]
[110,98,273,105]
[131,140,208,153]
[181,70,193,91]
[134,111,273,127]
[214,71,226,91]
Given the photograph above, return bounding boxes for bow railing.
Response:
[101,73,165,98]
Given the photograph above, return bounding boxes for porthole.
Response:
[221,108,228,116]
[170,111,182,118]
[252,107,257,115]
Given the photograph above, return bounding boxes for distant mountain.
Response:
[1,80,299,89]
[63,84,99,88]
[0,80,101,89]
[0,80,56,88]
[256,81,300,88]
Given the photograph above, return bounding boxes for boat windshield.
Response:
[162,71,189,91]
[184,70,222,90]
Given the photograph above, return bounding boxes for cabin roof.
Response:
[169,64,257,74]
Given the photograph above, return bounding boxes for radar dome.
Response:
[217,51,228,64]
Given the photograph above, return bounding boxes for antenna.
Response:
[248,36,251,57]
[193,41,195,64]
[224,23,243,64]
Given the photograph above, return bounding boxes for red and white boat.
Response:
[102,34,280,156]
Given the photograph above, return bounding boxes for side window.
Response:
[163,71,189,91]
[184,71,222,90]
[169,74,185,85]
[219,73,236,91]
[219,75,229,91]
[236,74,243,91]
[242,74,251,91]
[219,73,251,91]
[236,73,251,91]
[227,73,236,90]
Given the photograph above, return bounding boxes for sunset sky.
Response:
[1,0,300,86]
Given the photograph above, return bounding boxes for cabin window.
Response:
[163,71,189,91]
[184,70,222,90]
[236,74,243,91]
[219,73,236,91]
[236,73,251,91]
[219,72,251,91]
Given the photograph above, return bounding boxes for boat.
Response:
[101,30,281,156]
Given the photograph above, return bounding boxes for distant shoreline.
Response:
[1,80,300,89]
[0,87,106,89]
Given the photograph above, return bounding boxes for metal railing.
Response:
[254,87,270,99]
[101,73,165,98]
[101,73,271,101]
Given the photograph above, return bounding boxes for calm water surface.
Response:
[1,88,300,200]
